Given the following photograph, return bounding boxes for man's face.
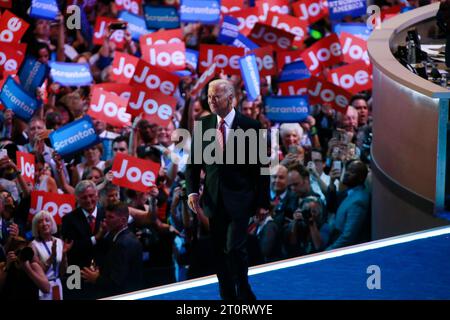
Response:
[311,151,324,174]
[94,120,106,133]
[343,162,363,188]
[106,189,120,204]
[113,141,128,156]
[288,171,309,196]
[208,84,233,118]
[76,187,98,213]
[271,166,288,193]
[157,123,174,147]
[241,101,254,118]
[105,211,124,233]
[352,99,369,126]
[28,120,46,141]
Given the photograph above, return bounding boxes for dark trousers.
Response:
[208,200,255,301]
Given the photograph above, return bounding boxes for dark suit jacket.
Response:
[96,228,143,298]
[61,206,106,268]
[186,110,270,219]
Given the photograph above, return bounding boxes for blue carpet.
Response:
[140,234,450,300]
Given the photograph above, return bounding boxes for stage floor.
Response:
[106,226,450,300]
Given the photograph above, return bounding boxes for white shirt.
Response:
[216,108,236,144]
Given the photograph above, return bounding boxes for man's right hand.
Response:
[187,194,201,214]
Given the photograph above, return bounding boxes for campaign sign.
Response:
[278,78,310,96]
[255,0,290,21]
[111,52,139,84]
[248,23,295,51]
[49,116,100,156]
[250,46,276,77]
[221,0,244,14]
[326,61,372,94]
[115,0,142,15]
[278,60,311,82]
[141,42,186,72]
[307,76,351,113]
[16,151,35,184]
[327,0,366,21]
[143,5,180,29]
[49,62,93,86]
[92,83,133,101]
[292,0,328,24]
[276,50,303,72]
[179,0,221,24]
[30,0,59,21]
[0,10,30,44]
[0,76,40,121]
[300,33,343,74]
[118,10,150,41]
[0,45,26,74]
[127,88,176,126]
[239,54,260,101]
[140,28,182,48]
[218,15,240,45]
[89,88,131,128]
[191,63,217,96]
[29,191,75,224]
[198,44,245,75]
[185,49,198,70]
[265,95,309,123]
[131,59,180,96]
[339,32,369,66]
[263,12,309,46]
[233,33,259,51]
[333,23,372,40]
[0,0,12,9]
[229,7,261,36]
[93,17,126,48]
[19,56,48,94]
[112,153,161,192]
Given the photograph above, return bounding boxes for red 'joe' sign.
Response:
[111,51,140,84]
[29,191,76,225]
[112,153,161,192]
[130,59,180,96]
[301,33,343,74]
[307,76,352,113]
[0,10,29,44]
[16,151,35,184]
[326,61,372,95]
[339,32,370,66]
[198,44,245,75]
[127,88,176,126]
[88,88,131,127]
[141,42,186,72]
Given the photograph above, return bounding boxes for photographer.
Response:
[0,237,50,300]
[284,196,325,257]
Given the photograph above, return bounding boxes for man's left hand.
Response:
[81,267,100,283]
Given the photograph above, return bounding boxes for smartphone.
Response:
[109,22,128,30]
[332,160,342,171]
[288,145,298,154]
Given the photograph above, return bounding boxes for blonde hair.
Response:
[32,210,58,239]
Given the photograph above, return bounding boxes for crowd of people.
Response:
[0,0,439,300]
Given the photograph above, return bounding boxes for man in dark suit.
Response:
[81,202,143,298]
[61,180,106,269]
[186,79,270,300]
[61,180,106,299]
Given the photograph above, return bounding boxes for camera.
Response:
[301,207,312,223]
[109,22,128,30]
[139,227,159,249]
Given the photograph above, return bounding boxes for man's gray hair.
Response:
[209,79,235,98]
[75,180,97,197]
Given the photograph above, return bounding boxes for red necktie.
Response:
[87,215,96,234]
[217,119,226,150]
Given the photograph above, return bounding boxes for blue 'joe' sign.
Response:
[144,5,180,29]
[49,62,93,86]
[328,0,367,21]
[49,116,100,156]
[265,95,310,123]
[239,54,260,102]
[179,0,220,24]
[30,0,59,20]
[0,76,40,122]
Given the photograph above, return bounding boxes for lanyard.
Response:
[42,239,58,275]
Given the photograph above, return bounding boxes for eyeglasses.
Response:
[113,148,127,152]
